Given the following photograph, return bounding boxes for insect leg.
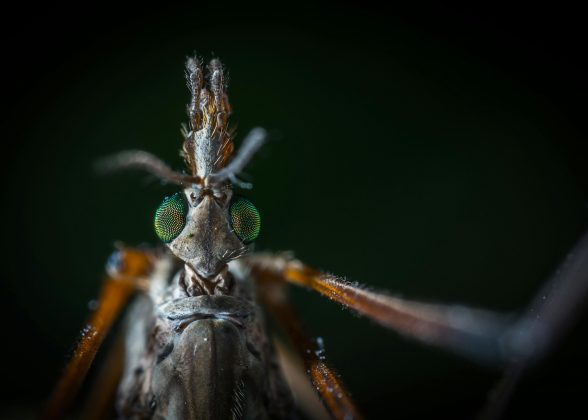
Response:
[273,339,331,420]
[79,327,125,420]
[478,230,588,419]
[43,247,155,420]
[248,252,509,366]
[253,268,364,420]
[246,230,588,369]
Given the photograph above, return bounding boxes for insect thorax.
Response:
[117,255,293,419]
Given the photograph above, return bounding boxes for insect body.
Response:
[45,57,588,420]
[116,255,291,419]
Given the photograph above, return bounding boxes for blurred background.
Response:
[2,3,588,419]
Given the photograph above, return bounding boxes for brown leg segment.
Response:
[248,231,588,417]
[247,253,509,366]
[273,339,330,420]
[248,228,588,418]
[478,230,588,419]
[43,247,155,420]
[80,327,125,420]
[254,270,363,420]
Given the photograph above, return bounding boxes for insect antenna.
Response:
[208,127,267,188]
[95,150,201,186]
[98,57,265,188]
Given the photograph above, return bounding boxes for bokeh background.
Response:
[2,4,588,419]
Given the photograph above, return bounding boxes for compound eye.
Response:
[229,197,261,243]
[154,192,188,243]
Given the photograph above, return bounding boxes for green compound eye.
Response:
[154,192,188,243]
[230,197,261,243]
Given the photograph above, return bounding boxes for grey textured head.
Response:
[100,56,266,294]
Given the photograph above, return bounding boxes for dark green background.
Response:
[2,5,588,419]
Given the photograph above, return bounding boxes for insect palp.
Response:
[97,57,264,193]
[185,56,203,131]
[207,58,226,112]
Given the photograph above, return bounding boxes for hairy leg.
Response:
[43,247,156,420]
[253,267,363,420]
[245,230,588,368]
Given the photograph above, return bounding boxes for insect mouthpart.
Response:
[180,262,233,296]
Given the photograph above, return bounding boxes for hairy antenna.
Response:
[96,150,201,186]
[208,127,267,188]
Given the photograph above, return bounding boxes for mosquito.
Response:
[44,56,588,420]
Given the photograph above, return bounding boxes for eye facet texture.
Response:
[154,192,188,243]
[230,197,261,243]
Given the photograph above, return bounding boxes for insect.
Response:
[44,56,588,420]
